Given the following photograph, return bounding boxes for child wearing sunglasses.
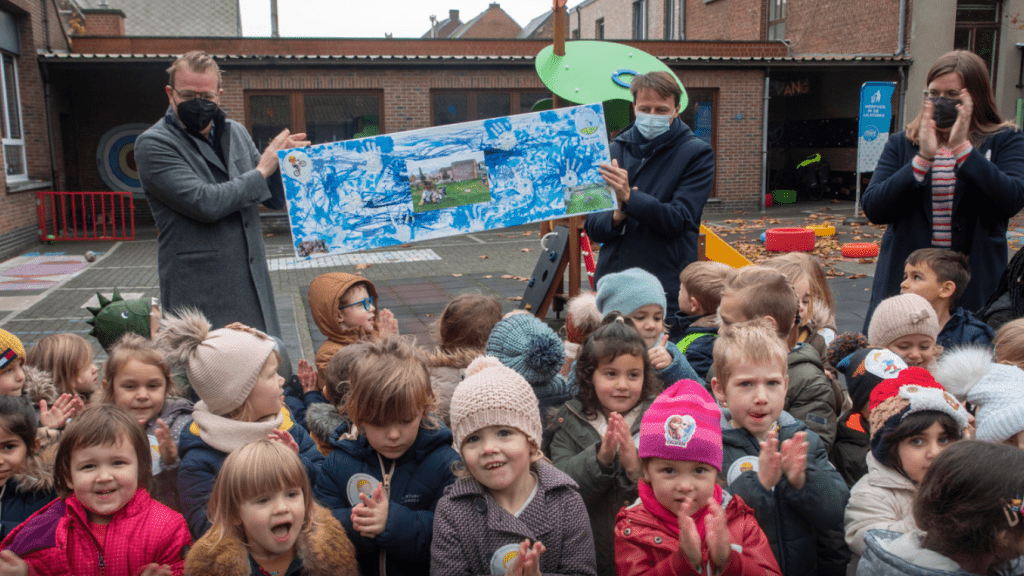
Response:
[309,274,400,391]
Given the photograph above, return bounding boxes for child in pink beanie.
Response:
[615,379,781,576]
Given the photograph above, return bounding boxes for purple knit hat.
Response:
[639,379,723,471]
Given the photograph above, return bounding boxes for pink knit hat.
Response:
[639,379,723,471]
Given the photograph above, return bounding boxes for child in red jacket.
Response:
[0,404,191,576]
[615,379,781,576]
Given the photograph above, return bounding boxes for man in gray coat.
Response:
[136,51,308,337]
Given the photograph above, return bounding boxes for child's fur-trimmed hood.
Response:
[185,503,357,576]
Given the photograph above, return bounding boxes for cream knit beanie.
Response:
[868,293,940,348]
[449,356,542,450]
[160,309,276,416]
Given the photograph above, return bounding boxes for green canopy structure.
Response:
[534,41,686,132]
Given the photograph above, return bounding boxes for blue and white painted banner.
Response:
[279,103,613,259]
[857,82,897,173]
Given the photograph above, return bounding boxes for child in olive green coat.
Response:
[546,314,661,576]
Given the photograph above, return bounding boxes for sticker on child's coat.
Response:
[147,434,161,475]
[664,414,696,447]
[347,473,380,506]
[490,543,522,575]
[727,456,759,485]
[860,349,907,379]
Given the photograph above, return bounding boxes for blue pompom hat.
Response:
[486,312,565,387]
[595,267,667,317]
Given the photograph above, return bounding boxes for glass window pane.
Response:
[304,93,380,144]
[3,54,20,139]
[680,90,714,147]
[433,93,467,126]
[956,1,998,22]
[4,143,24,176]
[520,92,550,114]
[475,93,511,120]
[249,94,290,152]
[974,28,997,71]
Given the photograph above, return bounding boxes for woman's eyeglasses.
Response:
[340,296,375,311]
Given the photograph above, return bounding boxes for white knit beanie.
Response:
[968,363,1024,442]
[868,293,940,348]
[161,310,276,416]
[449,356,542,450]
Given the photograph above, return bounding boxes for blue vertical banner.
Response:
[857,82,897,173]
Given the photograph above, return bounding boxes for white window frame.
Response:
[1,52,27,183]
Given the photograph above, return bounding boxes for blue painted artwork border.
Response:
[279,103,612,259]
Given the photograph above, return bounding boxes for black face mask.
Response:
[176,98,219,133]
[929,96,962,130]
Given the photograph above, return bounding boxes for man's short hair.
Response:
[722,266,797,340]
[629,71,682,109]
[906,248,970,305]
[680,261,735,315]
[166,51,222,89]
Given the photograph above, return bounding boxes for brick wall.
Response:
[1,0,72,257]
[81,9,126,36]
[678,68,766,211]
[786,0,909,54]
[455,5,522,39]
[684,0,764,41]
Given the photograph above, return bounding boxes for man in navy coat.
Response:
[584,71,715,338]
[136,51,308,336]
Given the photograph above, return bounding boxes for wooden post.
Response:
[546,0,583,310]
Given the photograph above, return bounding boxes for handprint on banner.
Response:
[359,141,383,174]
[560,158,582,188]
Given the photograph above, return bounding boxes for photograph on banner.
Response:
[279,103,613,259]
[409,152,491,212]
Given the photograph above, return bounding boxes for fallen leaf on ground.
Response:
[483,275,492,279]
[479,255,489,259]
[425,313,435,317]
[355,263,372,270]
[858,258,876,264]
[452,273,463,277]
[521,248,533,252]
[501,274,515,279]
[848,273,867,279]
[507,296,523,301]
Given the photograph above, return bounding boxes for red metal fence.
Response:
[37,191,135,242]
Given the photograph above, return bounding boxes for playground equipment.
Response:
[765,228,816,252]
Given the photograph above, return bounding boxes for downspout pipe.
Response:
[41,0,51,52]
[761,69,770,213]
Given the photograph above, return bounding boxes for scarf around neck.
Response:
[191,401,285,453]
[638,479,723,540]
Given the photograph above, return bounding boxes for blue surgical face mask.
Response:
[634,112,674,140]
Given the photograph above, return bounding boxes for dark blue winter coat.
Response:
[670,312,719,381]
[0,477,56,541]
[177,409,324,539]
[314,420,460,576]
[862,128,1024,330]
[721,411,849,576]
[282,373,329,429]
[584,119,715,320]
[937,306,995,349]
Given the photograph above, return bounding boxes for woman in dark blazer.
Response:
[862,50,1024,331]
